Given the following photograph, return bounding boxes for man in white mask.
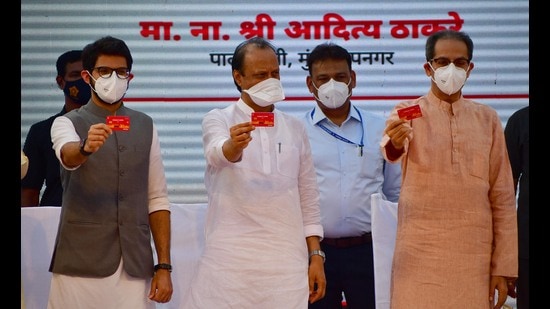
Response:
[183,37,326,308]
[48,36,173,308]
[302,42,402,309]
[381,30,518,309]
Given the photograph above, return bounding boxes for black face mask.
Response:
[63,78,91,105]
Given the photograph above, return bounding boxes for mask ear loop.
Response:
[85,70,99,94]
[344,77,352,100]
[345,77,352,87]
[427,61,434,71]
[464,62,471,74]
[310,79,326,103]
[427,62,439,84]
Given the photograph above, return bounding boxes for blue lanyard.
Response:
[311,106,364,156]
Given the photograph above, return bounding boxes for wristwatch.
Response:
[309,249,326,263]
[79,138,92,156]
[154,263,172,273]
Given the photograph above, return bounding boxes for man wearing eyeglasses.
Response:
[48,36,173,308]
[381,30,518,309]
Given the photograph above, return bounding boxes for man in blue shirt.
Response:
[302,42,401,309]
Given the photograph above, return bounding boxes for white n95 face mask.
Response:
[243,78,285,107]
[429,62,468,96]
[312,78,351,109]
[89,73,129,104]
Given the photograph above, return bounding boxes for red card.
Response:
[251,112,274,127]
[106,115,130,131]
[397,104,422,120]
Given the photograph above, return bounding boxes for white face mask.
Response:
[243,78,285,107]
[89,73,129,104]
[312,78,351,109]
[429,62,468,95]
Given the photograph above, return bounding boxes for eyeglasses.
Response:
[92,66,130,79]
[429,57,470,69]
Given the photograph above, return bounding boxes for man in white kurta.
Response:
[182,37,325,308]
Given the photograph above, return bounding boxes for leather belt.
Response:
[322,233,372,248]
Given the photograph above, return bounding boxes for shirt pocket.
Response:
[468,151,490,180]
[357,145,384,179]
[467,134,491,181]
[276,144,299,179]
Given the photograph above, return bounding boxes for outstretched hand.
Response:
[223,121,255,162]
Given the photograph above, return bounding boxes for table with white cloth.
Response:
[371,193,398,309]
[21,204,207,309]
[21,201,516,308]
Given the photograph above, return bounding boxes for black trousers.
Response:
[516,256,529,309]
[309,242,375,309]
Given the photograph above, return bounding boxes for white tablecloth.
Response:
[21,201,516,308]
[21,200,398,309]
[21,204,207,309]
[371,193,398,309]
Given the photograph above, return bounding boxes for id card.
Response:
[251,112,274,127]
[397,104,422,120]
[106,115,130,131]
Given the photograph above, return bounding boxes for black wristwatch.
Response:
[79,138,92,156]
[154,263,172,273]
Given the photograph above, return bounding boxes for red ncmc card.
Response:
[397,104,422,120]
[251,112,274,127]
[106,115,130,131]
